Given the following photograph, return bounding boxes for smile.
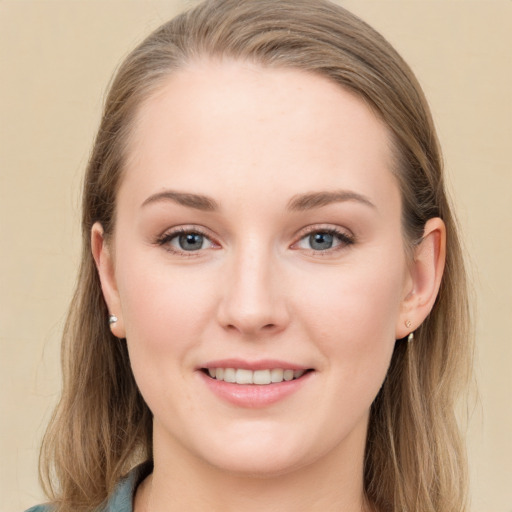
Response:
[205,368,307,385]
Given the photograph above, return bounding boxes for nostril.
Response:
[223,322,277,333]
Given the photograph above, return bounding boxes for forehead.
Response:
[121,60,399,213]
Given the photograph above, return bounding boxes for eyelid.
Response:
[291,224,355,252]
[155,225,220,256]
[154,223,354,256]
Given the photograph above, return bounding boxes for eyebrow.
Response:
[141,188,375,213]
[287,190,376,211]
[141,190,219,211]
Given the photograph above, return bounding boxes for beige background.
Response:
[1,1,510,511]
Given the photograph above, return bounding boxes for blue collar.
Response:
[101,461,153,512]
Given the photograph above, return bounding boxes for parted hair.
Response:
[40,1,473,511]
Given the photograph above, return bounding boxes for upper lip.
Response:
[198,358,312,371]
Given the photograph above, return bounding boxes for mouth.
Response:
[198,362,314,408]
[201,367,313,385]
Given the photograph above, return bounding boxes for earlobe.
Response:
[91,222,126,338]
[396,217,446,339]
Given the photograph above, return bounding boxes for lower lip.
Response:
[198,371,313,408]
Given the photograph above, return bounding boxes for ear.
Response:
[396,217,446,339]
[91,222,126,338]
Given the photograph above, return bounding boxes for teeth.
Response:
[283,369,294,381]
[223,368,236,383]
[270,368,283,382]
[206,367,307,385]
[236,369,253,384]
[253,370,271,385]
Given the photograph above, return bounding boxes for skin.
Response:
[92,60,445,512]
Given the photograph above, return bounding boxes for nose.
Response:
[216,245,290,337]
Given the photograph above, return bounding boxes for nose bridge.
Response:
[217,238,288,335]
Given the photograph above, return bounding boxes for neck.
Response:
[136,422,371,512]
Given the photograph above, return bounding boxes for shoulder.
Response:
[24,462,153,512]
[102,461,153,511]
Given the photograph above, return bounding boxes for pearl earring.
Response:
[109,314,118,325]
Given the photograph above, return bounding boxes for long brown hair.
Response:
[40,1,473,511]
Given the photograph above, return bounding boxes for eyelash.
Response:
[155,226,355,256]
[293,226,355,255]
[155,227,216,257]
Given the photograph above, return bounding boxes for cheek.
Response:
[115,252,218,363]
[114,253,222,418]
[292,266,402,436]
[300,255,405,340]
[295,249,406,389]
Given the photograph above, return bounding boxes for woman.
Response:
[28,0,472,511]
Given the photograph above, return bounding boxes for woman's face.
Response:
[98,60,415,475]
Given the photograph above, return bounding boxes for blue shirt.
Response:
[25,462,153,512]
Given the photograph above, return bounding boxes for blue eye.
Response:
[309,232,335,250]
[295,229,353,252]
[158,229,215,253]
[176,233,206,251]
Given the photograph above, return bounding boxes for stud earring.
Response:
[404,320,414,342]
[109,314,118,326]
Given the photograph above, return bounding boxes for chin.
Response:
[192,426,327,478]
[206,450,308,478]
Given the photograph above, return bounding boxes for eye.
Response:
[294,228,354,252]
[157,228,217,254]
[174,232,208,251]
